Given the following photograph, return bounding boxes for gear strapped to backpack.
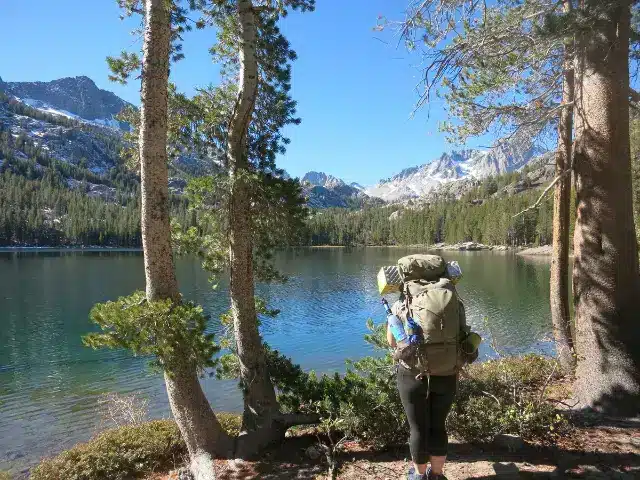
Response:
[394,254,470,377]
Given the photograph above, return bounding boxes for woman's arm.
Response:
[386,322,397,348]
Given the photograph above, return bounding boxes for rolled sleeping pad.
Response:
[377,265,402,295]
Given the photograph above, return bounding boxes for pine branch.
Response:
[512,165,572,218]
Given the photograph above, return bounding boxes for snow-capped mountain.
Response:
[1,75,130,128]
[365,139,545,202]
[0,75,219,184]
[1,74,549,209]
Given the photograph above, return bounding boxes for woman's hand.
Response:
[386,323,397,348]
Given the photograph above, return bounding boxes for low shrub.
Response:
[31,414,242,480]
[0,471,12,480]
[31,420,186,480]
[448,355,569,443]
[216,412,242,437]
[276,321,407,448]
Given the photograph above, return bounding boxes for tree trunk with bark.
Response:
[139,0,179,304]
[572,0,640,417]
[139,1,230,476]
[550,0,576,376]
[226,0,280,450]
[164,370,233,464]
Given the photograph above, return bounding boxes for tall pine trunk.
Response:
[572,0,640,417]
[139,0,179,304]
[164,369,233,472]
[227,0,280,444]
[550,0,576,375]
[139,1,230,476]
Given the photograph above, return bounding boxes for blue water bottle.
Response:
[382,298,408,343]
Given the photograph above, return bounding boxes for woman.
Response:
[387,297,464,480]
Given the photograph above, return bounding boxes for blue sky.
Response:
[1,0,487,185]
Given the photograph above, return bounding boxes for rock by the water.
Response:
[433,241,493,251]
[517,245,553,256]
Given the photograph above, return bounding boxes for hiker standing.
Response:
[383,255,477,480]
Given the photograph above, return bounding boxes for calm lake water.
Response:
[0,248,554,475]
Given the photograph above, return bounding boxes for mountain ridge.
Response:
[1,74,549,210]
[301,170,377,208]
[1,75,131,122]
[364,139,544,202]
[299,135,547,206]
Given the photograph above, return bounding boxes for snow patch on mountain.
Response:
[365,140,544,202]
[20,98,79,120]
[18,97,124,131]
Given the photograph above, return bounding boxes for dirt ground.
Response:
[150,418,640,480]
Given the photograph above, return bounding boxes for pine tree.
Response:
[572,0,640,416]
[550,0,576,374]
[107,2,233,477]
[387,0,640,414]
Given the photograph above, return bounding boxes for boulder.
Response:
[305,445,322,460]
[493,433,525,452]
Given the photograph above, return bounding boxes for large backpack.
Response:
[397,254,463,376]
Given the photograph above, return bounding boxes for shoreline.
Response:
[1,244,561,256]
[517,245,574,257]
[0,246,143,252]
[307,242,517,252]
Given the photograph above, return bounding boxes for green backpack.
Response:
[397,254,464,376]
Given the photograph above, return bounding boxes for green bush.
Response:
[448,355,569,443]
[31,414,243,480]
[276,321,407,447]
[31,420,186,480]
[0,471,12,480]
[31,413,244,480]
[216,412,242,437]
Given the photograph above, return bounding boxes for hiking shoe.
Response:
[407,466,427,479]
[427,467,448,480]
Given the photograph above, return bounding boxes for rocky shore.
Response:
[431,241,510,252]
[517,245,555,256]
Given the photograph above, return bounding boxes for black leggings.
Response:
[397,366,457,464]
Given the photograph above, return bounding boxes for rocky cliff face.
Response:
[301,171,379,208]
[0,94,123,173]
[1,76,130,121]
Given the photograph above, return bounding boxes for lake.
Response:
[0,248,554,475]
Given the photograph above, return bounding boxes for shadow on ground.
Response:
[214,418,640,479]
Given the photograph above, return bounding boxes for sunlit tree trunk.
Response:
[550,0,576,376]
[226,0,280,445]
[572,0,640,417]
[139,0,179,303]
[139,1,230,476]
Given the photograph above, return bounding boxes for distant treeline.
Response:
[0,166,192,247]
[0,93,193,247]
[303,187,569,247]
